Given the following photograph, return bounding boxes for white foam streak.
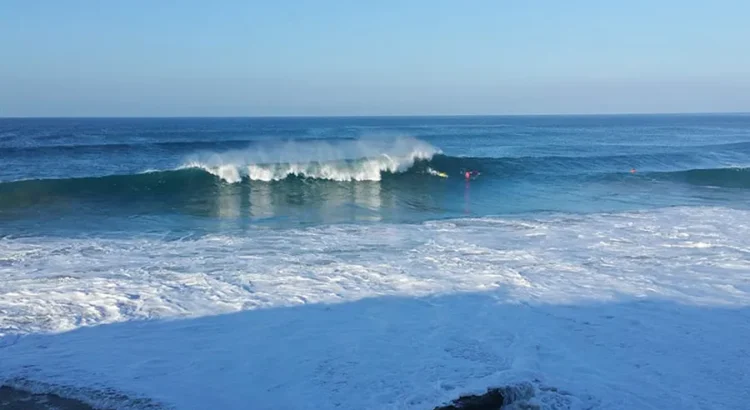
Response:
[182,137,439,182]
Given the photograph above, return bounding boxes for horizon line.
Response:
[1,111,749,120]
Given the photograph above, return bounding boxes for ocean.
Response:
[2,115,749,236]
[1,115,749,409]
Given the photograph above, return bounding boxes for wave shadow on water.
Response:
[1,291,748,410]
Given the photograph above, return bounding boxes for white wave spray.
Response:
[182,137,440,183]
[426,167,444,177]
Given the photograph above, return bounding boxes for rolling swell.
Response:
[427,157,750,189]
[649,167,750,189]
[0,152,750,213]
[0,169,217,211]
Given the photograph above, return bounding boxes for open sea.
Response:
[2,115,749,236]
[1,114,750,409]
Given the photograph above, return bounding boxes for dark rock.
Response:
[0,385,98,410]
[434,387,505,410]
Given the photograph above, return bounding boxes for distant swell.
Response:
[0,136,361,155]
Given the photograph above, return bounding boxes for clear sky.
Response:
[2,0,749,117]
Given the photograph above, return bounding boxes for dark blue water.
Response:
[1,115,749,237]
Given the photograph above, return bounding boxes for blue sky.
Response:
[1,0,749,116]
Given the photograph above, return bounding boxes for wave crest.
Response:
[182,137,440,183]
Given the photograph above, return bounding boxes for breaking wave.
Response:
[181,136,440,182]
[1,134,749,213]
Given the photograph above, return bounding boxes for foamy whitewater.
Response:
[183,137,440,182]
[1,116,749,409]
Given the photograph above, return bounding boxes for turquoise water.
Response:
[1,114,749,237]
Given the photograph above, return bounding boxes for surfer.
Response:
[428,167,449,178]
[464,170,480,180]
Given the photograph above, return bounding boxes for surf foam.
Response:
[1,206,749,409]
[182,137,440,182]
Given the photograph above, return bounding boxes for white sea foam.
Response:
[1,206,749,409]
[181,136,440,182]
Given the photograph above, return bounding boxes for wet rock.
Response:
[434,387,505,410]
[0,385,97,410]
